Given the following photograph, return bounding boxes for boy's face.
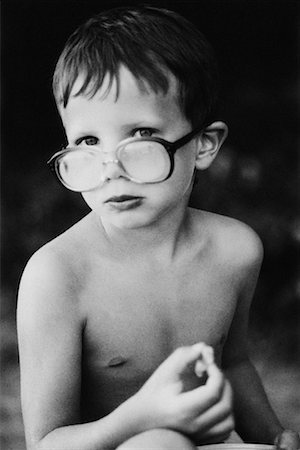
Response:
[60,66,200,230]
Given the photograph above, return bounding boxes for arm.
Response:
[17,249,151,450]
[222,230,299,446]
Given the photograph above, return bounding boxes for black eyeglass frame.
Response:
[47,124,204,191]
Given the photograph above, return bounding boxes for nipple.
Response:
[107,356,127,367]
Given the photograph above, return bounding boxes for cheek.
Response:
[156,159,195,204]
[81,191,100,211]
[172,151,196,188]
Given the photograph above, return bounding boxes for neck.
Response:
[93,202,191,264]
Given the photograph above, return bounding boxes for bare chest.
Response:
[79,262,238,419]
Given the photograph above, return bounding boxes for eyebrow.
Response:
[120,121,162,131]
[70,120,163,137]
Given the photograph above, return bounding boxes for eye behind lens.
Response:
[56,149,101,191]
[119,141,171,182]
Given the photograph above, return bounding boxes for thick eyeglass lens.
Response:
[56,141,171,191]
[57,149,101,191]
[119,141,170,182]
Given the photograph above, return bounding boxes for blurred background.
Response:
[1,0,299,448]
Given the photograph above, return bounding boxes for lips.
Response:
[105,195,143,211]
[105,195,142,203]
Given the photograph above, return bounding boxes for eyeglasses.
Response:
[47,125,203,192]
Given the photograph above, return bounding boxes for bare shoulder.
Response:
[190,208,263,268]
[17,213,96,324]
[23,212,96,273]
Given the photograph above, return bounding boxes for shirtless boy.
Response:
[17,6,299,450]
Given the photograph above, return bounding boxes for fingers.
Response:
[181,362,225,413]
[174,343,210,375]
[194,346,214,377]
[275,430,300,450]
[191,381,234,444]
[180,368,234,442]
[193,380,233,430]
[188,382,233,444]
[159,343,210,377]
[197,413,234,444]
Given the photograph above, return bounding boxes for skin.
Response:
[17,66,298,450]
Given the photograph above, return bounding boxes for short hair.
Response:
[53,5,219,127]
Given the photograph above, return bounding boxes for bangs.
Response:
[53,34,172,108]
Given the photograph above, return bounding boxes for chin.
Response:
[109,216,156,230]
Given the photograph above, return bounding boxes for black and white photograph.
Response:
[1,1,299,449]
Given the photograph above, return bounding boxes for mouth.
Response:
[105,195,143,210]
[105,195,142,203]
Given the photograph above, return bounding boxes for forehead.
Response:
[60,66,185,130]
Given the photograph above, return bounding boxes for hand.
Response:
[135,343,234,443]
[274,430,300,450]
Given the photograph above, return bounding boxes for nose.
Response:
[100,157,127,182]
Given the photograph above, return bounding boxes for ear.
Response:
[195,121,228,170]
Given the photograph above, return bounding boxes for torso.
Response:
[49,209,249,422]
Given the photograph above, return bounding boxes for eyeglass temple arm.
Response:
[171,124,204,152]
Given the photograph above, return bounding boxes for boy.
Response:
[17,6,299,450]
